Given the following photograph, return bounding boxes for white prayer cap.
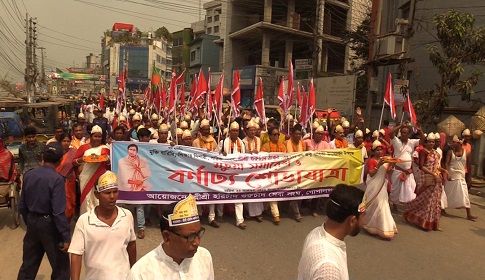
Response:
[176,128,183,135]
[180,121,189,129]
[91,125,102,134]
[151,113,159,120]
[182,129,192,139]
[132,114,141,121]
[372,140,382,150]
[230,121,240,130]
[315,125,324,133]
[158,119,164,125]
[137,125,145,131]
[246,120,256,128]
[159,123,169,132]
[286,114,293,121]
[119,115,127,121]
[341,117,347,123]
[265,117,270,123]
[365,128,371,135]
[254,117,260,124]
[434,132,441,140]
[200,119,210,128]
[427,132,436,140]
[312,121,320,129]
[462,129,471,136]
[129,109,136,115]
[372,130,379,138]
[78,113,85,119]
[254,123,260,129]
[355,130,364,137]
[342,121,350,128]
[141,107,145,111]
[452,135,460,142]
[379,129,385,135]
[335,125,344,133]
[184,114,191,121]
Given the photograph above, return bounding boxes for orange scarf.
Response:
[335,138,348,148]
[230,139,242,153]
[269,142,285,152]
[286,140,304,152]
[199,136,214,151]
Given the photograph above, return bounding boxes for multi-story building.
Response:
[172,28,194,81]
[101,23,173,92]
[214,0,367,107]
[189,34,221,79]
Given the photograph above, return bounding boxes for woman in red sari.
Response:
[72,125,110,214]
[0,137,16,183]
[56,133,77,221]
[403,133,446,231]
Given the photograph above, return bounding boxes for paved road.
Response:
[1,196,484,280]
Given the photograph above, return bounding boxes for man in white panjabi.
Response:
[128,195,214,280]
[117,144,152,192]
[242,120,264,222]
[388,122,424,212]
[298,185,365,280]
[219,121,247,229]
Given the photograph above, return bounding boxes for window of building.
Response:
[207,16,212,23]
[214,15,219,22]
[214,26,219,33]
[207,27,212,34]
[191,51,196,61]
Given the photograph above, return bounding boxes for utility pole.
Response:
[25,13,31,103]
[38,47,46,87]
[25,14,37,103]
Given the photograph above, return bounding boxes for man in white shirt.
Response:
[128,195,214,280]
[298,185,365,280]
[69,171,136,280]
[243,120,263,222]
[388,122,424,212]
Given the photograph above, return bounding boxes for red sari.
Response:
[56,148,77,220]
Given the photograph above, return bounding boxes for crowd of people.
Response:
[4,96,479,279]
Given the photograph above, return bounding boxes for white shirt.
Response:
[391,137,420,169]
[348,144,368,162]
[68,206,136,280]
[128,244,214,280]
[242,136,261,153]
[298,225,349,280]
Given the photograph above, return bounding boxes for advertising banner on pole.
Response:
[111,142,363,204]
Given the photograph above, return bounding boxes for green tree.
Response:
[415,10,485,125]
[345,12,371,105]
[155,26,173,42]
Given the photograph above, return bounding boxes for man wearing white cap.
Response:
[388,121,425,212]
[219,122,247,229]
[342,120,354,144]
[148,114,159,141]
[243,120,264,222]
[181,129,193,147]
[329,125,349,149]
[125,114,143,141]
[349,130,368,163]
[192,119,221,228]
[128,195,214,280]
[69,171,136,280]
[85,99,95,123]
[305,125,330,151]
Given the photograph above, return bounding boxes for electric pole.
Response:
[38,47,46,88]
[25,14,37,103]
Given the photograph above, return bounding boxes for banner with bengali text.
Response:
[111,142,363,204]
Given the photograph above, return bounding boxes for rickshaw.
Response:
[0,180,20,228]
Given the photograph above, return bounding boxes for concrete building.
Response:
[101,23,173,92]
[215,0,369,108]
[172,28,194,83]
[189,34,221,80]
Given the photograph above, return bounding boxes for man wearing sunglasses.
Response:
[128,195,214,280]
[298,184,365,280]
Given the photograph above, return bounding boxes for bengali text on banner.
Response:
[111,142,363,204]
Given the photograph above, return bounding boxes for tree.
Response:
[345,12,371,105]
[415,10,485,125]
[155,26,173,42]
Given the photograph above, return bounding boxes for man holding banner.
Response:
[243,120,264,222]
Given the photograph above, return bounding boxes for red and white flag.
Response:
[298,85,308,126]
[188,74,198,115]
[286,60,294,111]
[308,79,316,122]
[278,76,286,126]
[231,70,241,118]
[179,83,186,116]
[168,70,177,115]
[403,90,417,125]
[254,77,266,124]
[213,74,224,124]
[116,68,125,114]
[206,68,213,120]
[384,72,396,119]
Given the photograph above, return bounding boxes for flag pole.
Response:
[378,101,385,130]
[400,110,405,124]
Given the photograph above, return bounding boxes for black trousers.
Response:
[17,214,70,280]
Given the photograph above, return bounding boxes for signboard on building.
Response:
[316,75,357,118]
[393,79,409,106]
[295,59,313,71]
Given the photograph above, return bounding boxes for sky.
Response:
[0,0,209,82]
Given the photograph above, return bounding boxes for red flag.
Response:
[277,76,285,119]
[299,86,308,126]
[206,68,213,120]
[384,72,396,119]
[188,74,198,114]
[231,70,241,118]
[161,80,167,112]
[116,70,125,114]
[168,70,177,114]
[286,60,294,110]
[179,83,186,116]
[308,78,316,121]
[197,69,208,103]
[296,82,302,108]
[214,74,224,123]
[254,77,266,123]
[99,93,105,110]
[403,91,417,125]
